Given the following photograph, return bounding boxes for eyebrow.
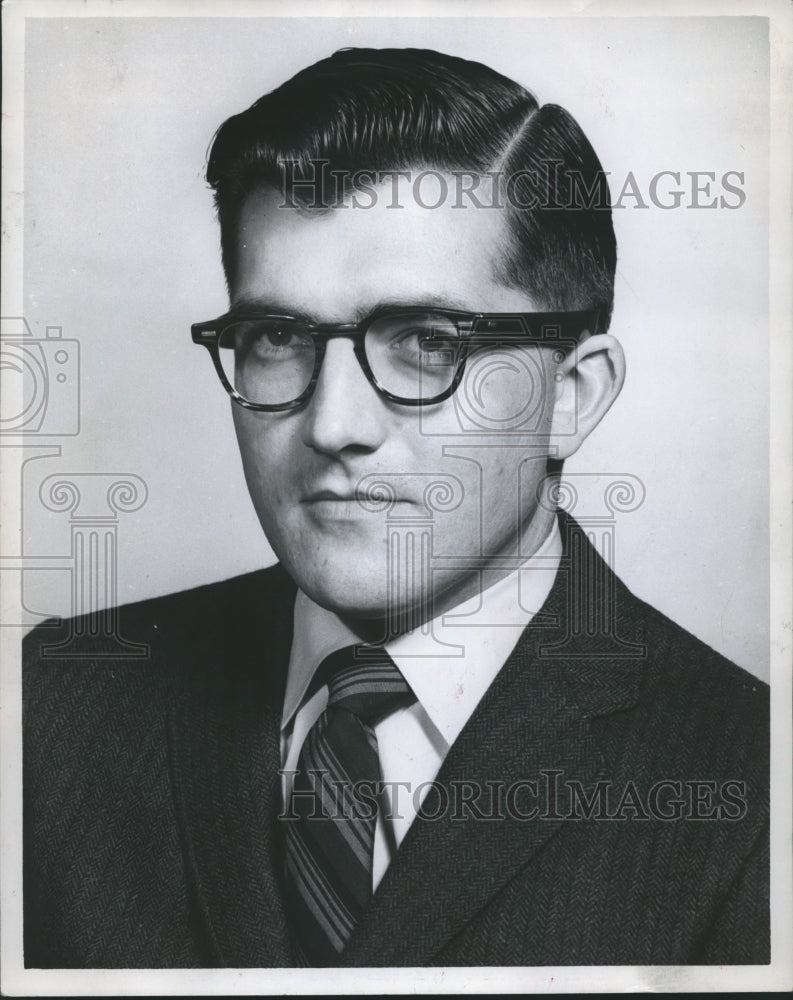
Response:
[228,293,475,322]
[229,297,314,321]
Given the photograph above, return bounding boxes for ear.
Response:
[548,333,626,460]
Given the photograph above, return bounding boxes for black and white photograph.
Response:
[1,0,791,994]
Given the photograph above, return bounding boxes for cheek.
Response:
[232,410,295,508]
[455,347,555,434]
[479,454,519,516]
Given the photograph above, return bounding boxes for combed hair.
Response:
[207,47,616,328]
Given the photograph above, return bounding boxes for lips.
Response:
[301,483,415,509]
[303,488,357,502]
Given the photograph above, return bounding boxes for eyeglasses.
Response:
[191,306,599,411]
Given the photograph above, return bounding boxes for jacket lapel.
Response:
[166,567,297,967]
[340,515,644,967]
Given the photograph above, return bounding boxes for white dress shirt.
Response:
[280,519,562,889]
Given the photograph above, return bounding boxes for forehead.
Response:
[231,178,536,319]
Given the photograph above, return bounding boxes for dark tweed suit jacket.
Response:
[23,515,769,968]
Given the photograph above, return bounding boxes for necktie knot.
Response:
[319,645,415,727]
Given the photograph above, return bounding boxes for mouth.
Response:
[300,485,415,516]
[303,489,358,502]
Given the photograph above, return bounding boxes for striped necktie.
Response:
[282,644,416,966]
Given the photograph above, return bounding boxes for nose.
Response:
[300,337,390,455]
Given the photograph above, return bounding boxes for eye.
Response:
[389,326,427,349]
[418,335,458,364]
[263,327,297,349]
[218,320,314,367]
[246,321,313,356]
[388,328,458,363]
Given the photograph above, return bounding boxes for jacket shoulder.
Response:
[625,586,768,713]
[24,562,293,650]
[23,563,297,707]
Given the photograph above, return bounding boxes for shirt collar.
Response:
[281,519,562,746]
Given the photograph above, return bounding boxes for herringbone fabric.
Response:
[282,646,415,966]
[22,516,771,968]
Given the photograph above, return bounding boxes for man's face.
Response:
[229,179,560,624]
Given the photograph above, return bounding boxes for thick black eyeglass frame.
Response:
[191,307,600,411]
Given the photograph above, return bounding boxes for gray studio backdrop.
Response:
[19,15,769,679]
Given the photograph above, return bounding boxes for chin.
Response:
[304,578,393,623]
[275,545,388,617]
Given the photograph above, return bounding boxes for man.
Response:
[23,47,769,968]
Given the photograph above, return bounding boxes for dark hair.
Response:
[207,47,616,328]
